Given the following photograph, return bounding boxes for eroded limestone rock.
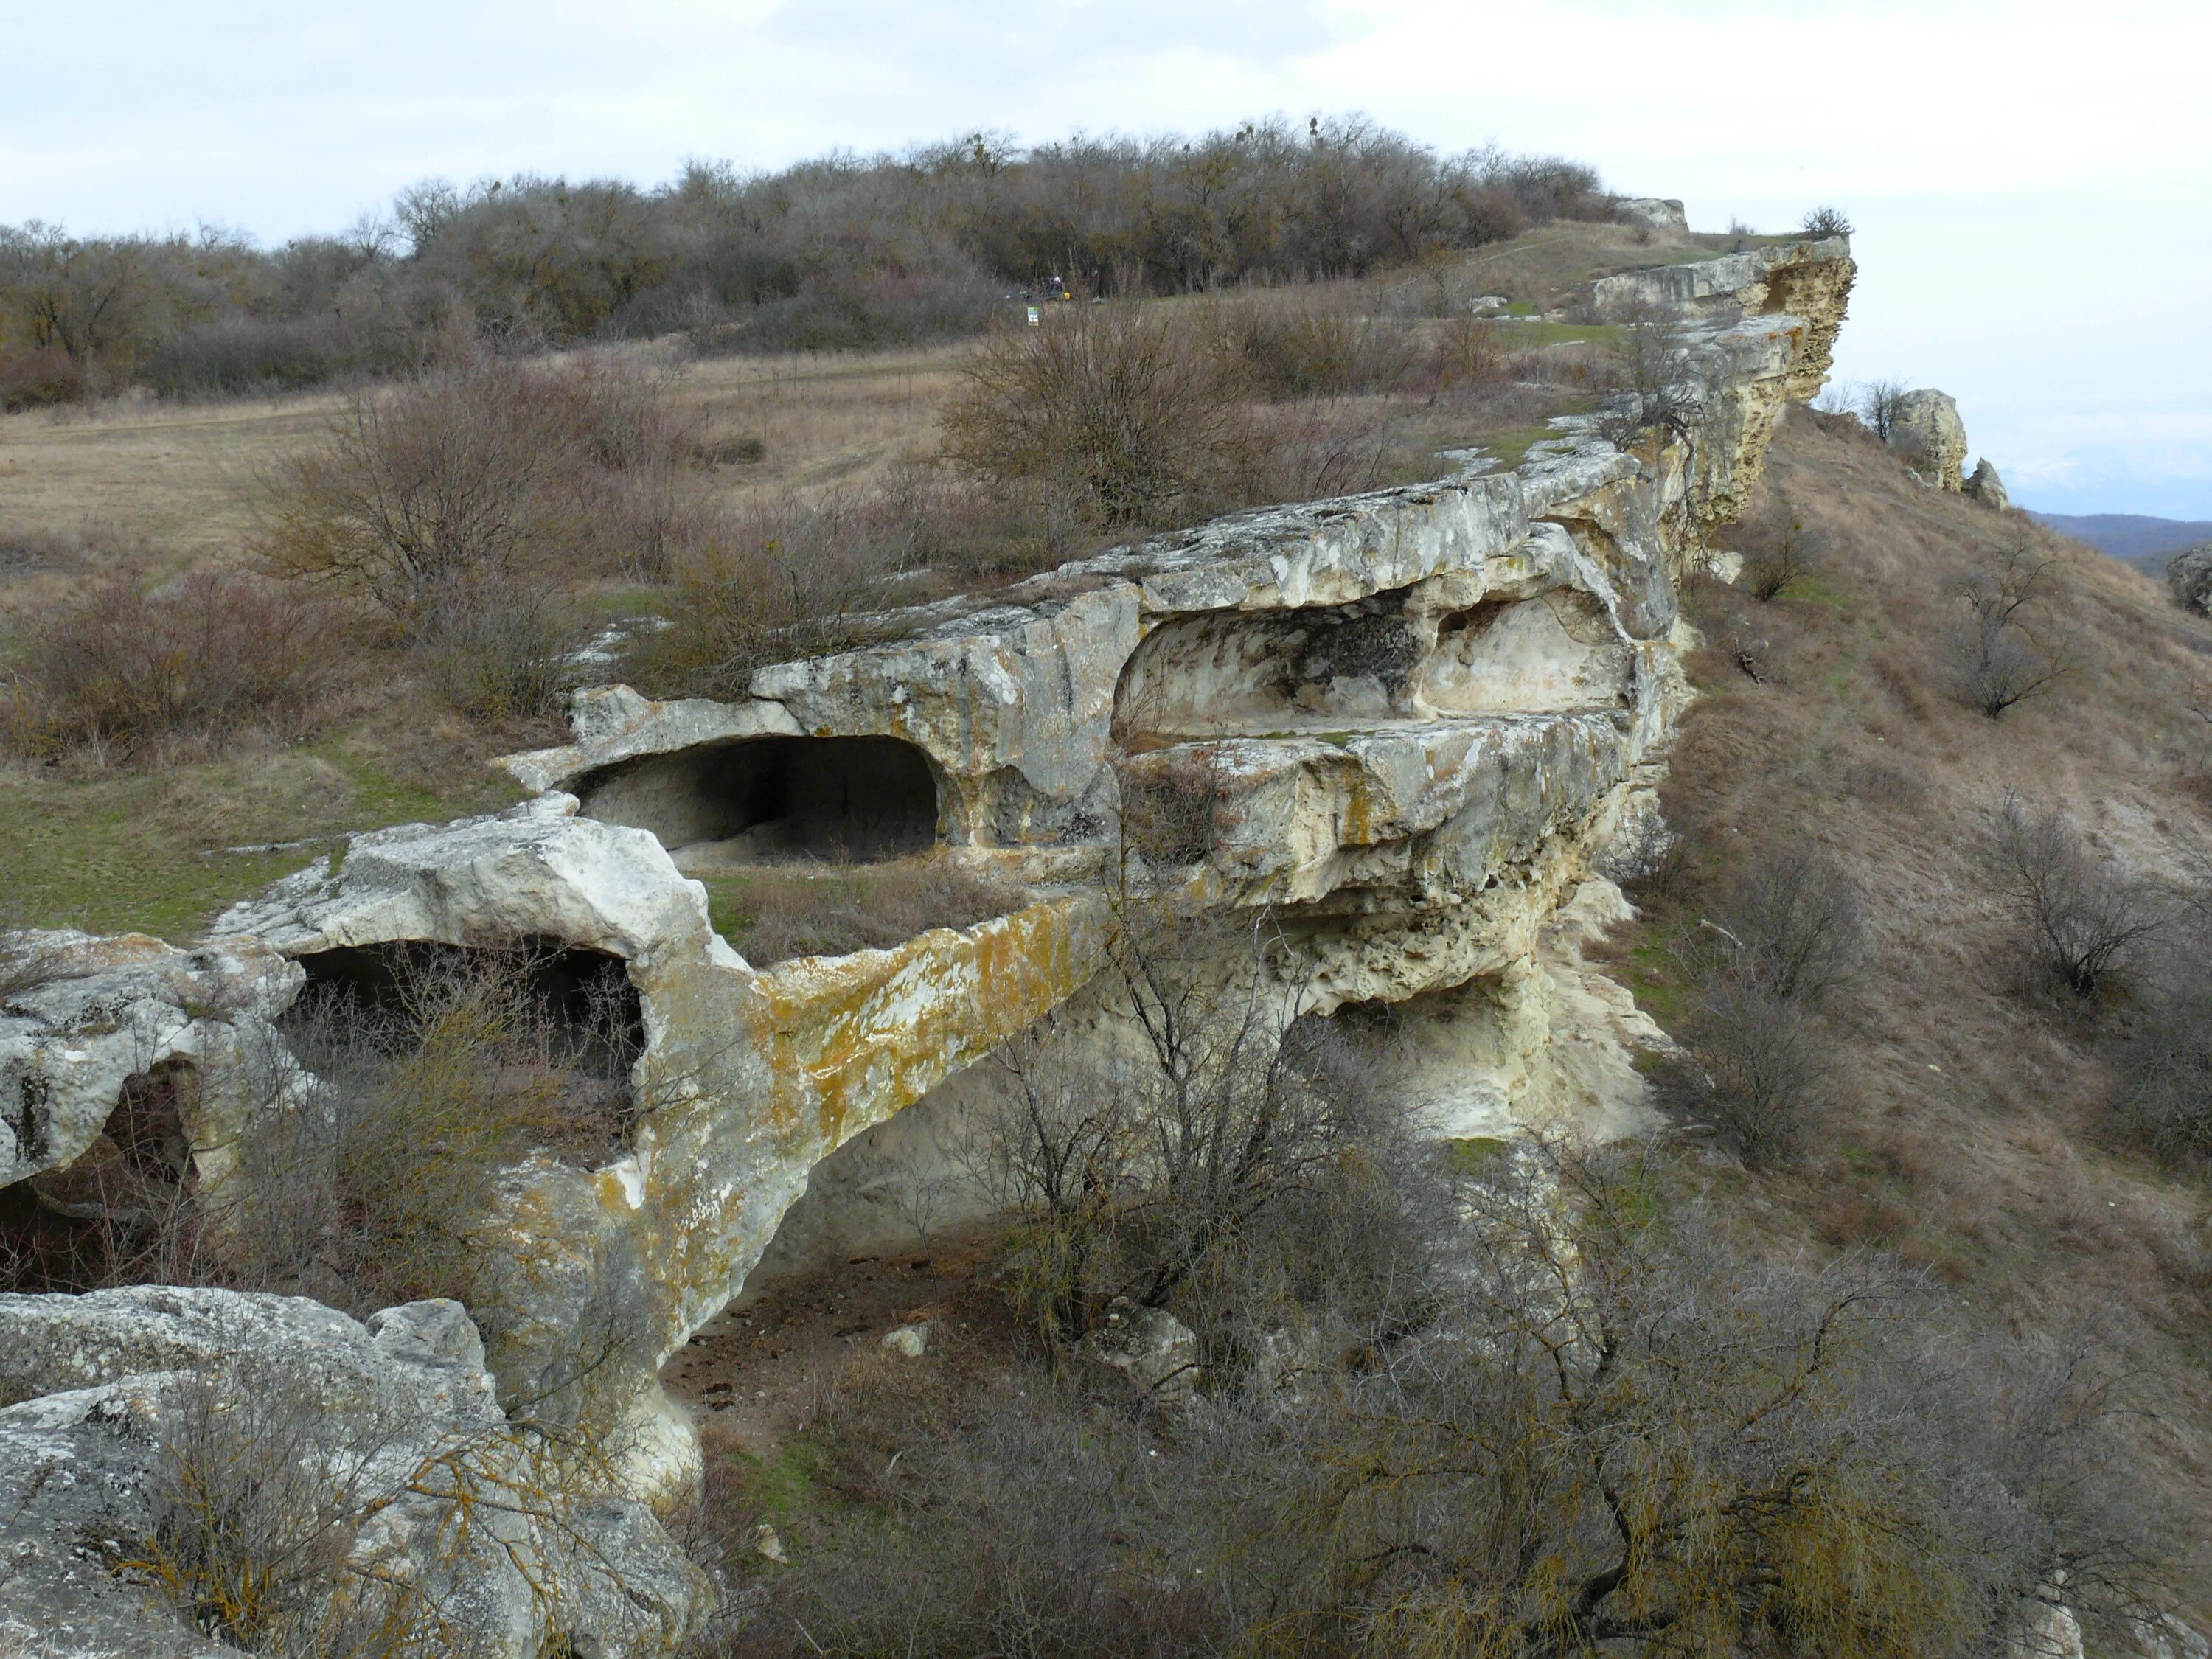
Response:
[0,238,1857,1577]
[0,931,302,1192]
[1888,389,1969,490]
[1613,197,1688,231]
[1966,458,2010,509]
[0,1287,710,1659]
[2165,543,2212,615]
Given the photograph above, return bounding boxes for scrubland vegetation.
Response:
[12,130,2212,1654]
[0,118,1611,408]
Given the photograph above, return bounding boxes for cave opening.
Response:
[576,734,941,871]
[3,1057,204,1294]
[1112,599,1419,747]
[285,938,646,1164]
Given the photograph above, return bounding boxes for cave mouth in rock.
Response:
[289,939,645,1085]
[1112,599,1420,748]
[6,1057,203,1294]
[285,939,647,1169]
[575,734,942,872]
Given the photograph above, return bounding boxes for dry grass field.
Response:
[0,225,1672,939]
[1607,408,2212,1608]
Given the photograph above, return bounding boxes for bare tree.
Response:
[1801,205,1854,237]
[1989,793,2163,998]
[1860,378,1912,440]
[1741,508,1820,602]
[1944,535,2071,718]
[1597,296,1700,448]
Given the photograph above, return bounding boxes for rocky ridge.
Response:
[0,233,1855,1652]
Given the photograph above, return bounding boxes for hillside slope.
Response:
[1625,407,2212,1607]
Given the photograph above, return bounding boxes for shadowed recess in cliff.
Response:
[572,734,942,871]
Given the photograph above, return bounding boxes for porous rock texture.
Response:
[1,234,1854,1640]
[0,1287,709,1658]
[2166,543,2212,616]
[1887,387,1969,490]
[1,932,302,1192]
[1966,457,2010,509]
[1612,197,1688,231]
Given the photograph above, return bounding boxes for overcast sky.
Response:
[6,0,2208,518]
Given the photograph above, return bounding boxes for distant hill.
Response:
[2028,510,2212,575]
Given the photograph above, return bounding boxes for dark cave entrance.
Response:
[575,734,942,869]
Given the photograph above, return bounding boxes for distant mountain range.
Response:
[2029,512,2212,576]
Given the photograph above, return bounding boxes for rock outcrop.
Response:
[2165,543,2212,614]
[1887,388,1969,490]
[1,932,302,1192]
[0,232,1855,1635]
[0,1287,709,1658]
[1613,197,1688,231]
[1965,457,2010,509]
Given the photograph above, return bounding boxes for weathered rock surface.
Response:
[1613,197,1688,231]
[0,234,1856,1638]
[207,793,1104,1499]
[2165,543,2212,614]
[1078,1301,1200,1402]
[1965,457,2010,509]
[1,931,302,1191]
[1888,388,1969,490]
[0,1287,709,1658]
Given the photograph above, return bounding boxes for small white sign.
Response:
[1026,306,1041,327]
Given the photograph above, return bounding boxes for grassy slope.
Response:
[1608,408,2212,1604]
[0,222,1682,942]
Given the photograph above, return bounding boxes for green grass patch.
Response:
[728,1440,824,1523]
[0,737,522,941]
[1441,1135,1510,1174]
[1465,424,1562,472]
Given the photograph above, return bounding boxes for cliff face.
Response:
[1,237,1855,1543]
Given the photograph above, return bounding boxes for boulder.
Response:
[1614,197,1688,231]
[1965,458,2010,509]
[0,1287,711,1658]
[0,931,304,1191]
[2166,543,2212,615]
[1078,1300,1200,1402]
[1886,389,1968,490]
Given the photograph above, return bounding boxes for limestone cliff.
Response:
[0,232,1854,1642]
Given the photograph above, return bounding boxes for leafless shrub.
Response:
[1238,395,1437,504]
[3,567,346,758]
[1988,793,2163,999]
[621,470,1067,698]
[1596,297,1700,447]
[961,898,1426,1357]
[942,302,1253,529]
[1659,978,1832,1164]
[409,575,577,722]
[1944,535,2071,718]
[1711,844,1865,1004]
[1739,507,1821,601]
[0,341,83,408]
[127,1363,423,1654]
[257,351,700,607]
[1860,377,1913,441]
[1654,845,1860,1161]
[1801,205,1854,237]
[1220,290,1419,399]
[1235,1143,2170,1655]
[720,1145,2170,1658]
[2118,981,2212,1163]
